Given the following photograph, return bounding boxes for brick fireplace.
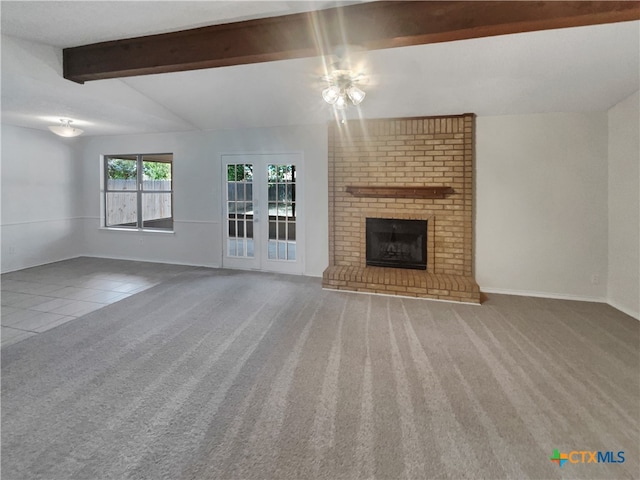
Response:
[322,114,481,303]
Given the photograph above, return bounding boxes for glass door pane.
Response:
[267,164,296,261]
[226,163,254,258]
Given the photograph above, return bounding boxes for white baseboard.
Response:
[606,298,640,320]
[480,287,607,304]
[322,287,481,306]
[3,256,636,320]
[0,255,81,274]
[84,254,221,270]
[1,255,220,274]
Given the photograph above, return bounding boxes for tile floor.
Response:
[1,257,199,348]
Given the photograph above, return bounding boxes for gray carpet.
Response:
[2,267,638,480]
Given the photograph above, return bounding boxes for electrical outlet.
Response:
[8,246,15,255]
[138,237,144,246]
[591,274,599,285]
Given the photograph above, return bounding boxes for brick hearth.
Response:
[323,114,481,303]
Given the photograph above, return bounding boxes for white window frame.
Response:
[103,153,174,232]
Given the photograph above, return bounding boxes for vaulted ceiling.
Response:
[1,1,639,136]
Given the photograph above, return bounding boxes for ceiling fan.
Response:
[320,45,369,110]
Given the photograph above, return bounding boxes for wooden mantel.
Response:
[345,186,455,199]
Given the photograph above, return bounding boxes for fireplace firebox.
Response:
[366,218,427,270]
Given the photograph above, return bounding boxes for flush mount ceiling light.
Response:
[48,119,84,137]
[322,69,366,110]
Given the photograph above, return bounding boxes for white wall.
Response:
[607,91,640,319]
[476,112,609,301]
[4,111,630,309]
[1,125,84,272]
[77,124,329,276]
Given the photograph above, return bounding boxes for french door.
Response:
[222,154,303,274]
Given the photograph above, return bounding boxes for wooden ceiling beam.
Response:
[63,1,640,84]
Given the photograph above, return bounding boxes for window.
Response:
[104,154,173,231]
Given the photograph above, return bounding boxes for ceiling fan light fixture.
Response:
[321,66,367,110]
[346,85,365,105]
[48,119,84,137]
[322,86,340,104]
[334,95,347,110]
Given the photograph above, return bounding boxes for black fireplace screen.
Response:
[366,218,427,270]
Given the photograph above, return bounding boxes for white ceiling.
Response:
[1,1,360,48]
[1,1,639,137]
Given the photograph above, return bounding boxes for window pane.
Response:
[227,165,236,182]
[226,163,254,258]
[278,184,286,201]
[142,154,172,163]
[142,158,172,191]
[269,220,277,240]
[142,179,171,191]
[287,242,296,260]
[227,164,253,182]
[228,239,237,256]
[142,193,173,230]
[246,217,254,239]
[243,165,253,181]
[288,220,296,241]
[106,192,137,227]
[106,157,137,190]
[237,183,245,202]
[265,163,297,262]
